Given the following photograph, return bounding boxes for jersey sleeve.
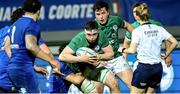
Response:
[124,22,138,41]
[25,23,40,37]
[116,16,125,28]
[131,29,140,44]
[125,31,132,41]
[68,36,80,52]
[160,27,172,40]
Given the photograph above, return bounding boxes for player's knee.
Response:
[98,68,110,83]
[103,71,119,90]
[70,74,85,85]
[80,79,97,93]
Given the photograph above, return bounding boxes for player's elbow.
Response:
[174,40,178,47]
[26,42,34,51]
[59,53,66,61]
[129,48,136,54]
[109,51,114,59]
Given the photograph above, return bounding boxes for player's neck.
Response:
[139,20,149,25]
[24,12,37,21]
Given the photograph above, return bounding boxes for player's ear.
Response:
[36,10,40,16]
[107,11,109,15]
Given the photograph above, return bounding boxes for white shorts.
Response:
[105,56,131,74]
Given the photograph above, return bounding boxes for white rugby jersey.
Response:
[131,23,172,64]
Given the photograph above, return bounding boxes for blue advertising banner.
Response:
[118,0,180,26]
[35,49,180,93]
[0,0,97,31]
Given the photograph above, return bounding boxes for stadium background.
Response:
[1,0,180,93]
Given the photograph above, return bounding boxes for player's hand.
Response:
[78,51,97,63]
[161,54,172,67]
[89,55,99,62]
[78,50,91,63]
[50,60,60,69]
[52,67,65,76]
[99,61,108,66]
[88,61,100,67]
[34,66,49,76]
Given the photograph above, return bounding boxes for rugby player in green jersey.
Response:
[59,20,121,93]
[93,0,134,92]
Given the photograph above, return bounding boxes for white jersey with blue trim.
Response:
[131,23,172,64]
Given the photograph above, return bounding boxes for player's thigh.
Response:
[98,68,118,89]
[116,68,132,88]
[112,56,131,73]
[146,87,155,94]
[93,81,104,93]
[65,73,85,85]
[130,86,147,94]
[7,65,39,93]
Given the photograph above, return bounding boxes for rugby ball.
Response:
[76,47,96,56]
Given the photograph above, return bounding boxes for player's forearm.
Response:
[99,45,114,60]
[25,35,54,65]
[122,38,130,60]
[124,49,135,54]
[124,21,134,32]
[4,36,11,58]
[39,44,54,59]
[165,40,178,58]
[98,52,114,61]
[59,54,82,63]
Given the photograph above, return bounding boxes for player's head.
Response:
[132,3,149,22]
[11,8,24,23]
[84,20,99,43]
[93,0,109,25]
[23,0,42,20]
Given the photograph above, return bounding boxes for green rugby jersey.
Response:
[67,31,109,73]
[96,15,125,58]
[125,19,162,41]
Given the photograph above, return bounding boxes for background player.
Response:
[118,3,178,93]
[93,0,134,91]
[0,8,50,93]
[7,0,60,93]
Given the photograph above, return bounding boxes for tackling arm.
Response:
[25,35,59,68]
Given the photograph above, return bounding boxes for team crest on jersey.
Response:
[113,25,118,31]
[111,33,117,38]
[94,45,100,52]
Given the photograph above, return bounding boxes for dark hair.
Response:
[23,0,41,13]
[11,8,24,23]
[93,0,109,11]
[85,20,98,31]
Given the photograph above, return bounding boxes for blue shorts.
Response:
[0,51,14,92]
[48,60,72,93]
[0,66,14,92]
[7,63,39,93]
[59,60,73,79]
[132,62,162,89]
[48,76,71,93]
